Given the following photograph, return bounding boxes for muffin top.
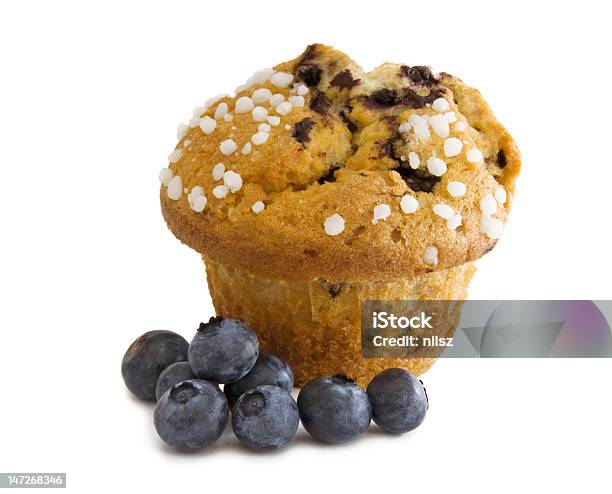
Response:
[160,44,520,282]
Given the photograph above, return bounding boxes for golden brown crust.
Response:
[160,44,520,282]
[440,73,521,208]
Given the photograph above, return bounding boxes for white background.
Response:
[1,1,611,492]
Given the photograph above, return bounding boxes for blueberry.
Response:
[224,352,294,407]
[366,368,428,434]
[155,362,195,401]
[154,379,229,451]
[297,375,371,444]
[122,330,188,401]
[232,385,299,451]
[188,317,258,384]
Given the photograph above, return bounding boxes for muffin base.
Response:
[204,256,476,387]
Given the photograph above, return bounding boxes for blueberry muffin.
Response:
[160,44,520,386]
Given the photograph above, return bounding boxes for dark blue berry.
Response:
[224,352,293,407]
[232,385,299,451]
[188,317,259,384]
[122,330,188,401]
[366,368,428,434]
[155,362,195,401]
[297,375,371,444]
[154,380,228,451]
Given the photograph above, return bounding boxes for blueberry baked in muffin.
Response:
[160,44,520,386]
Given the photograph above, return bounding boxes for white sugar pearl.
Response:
[223,170,243,192]
[269,94,285,107]
[241,143,252,155]
[258,123,271,133]
[423,245,438,265]
[168,149,182,163]
[275,102,292,115]
[426,157,448,177]
[270,72,294,88]
[408,151,420,170]
[414,123,430,140]
[252,106,268,122]
[408,114,430,140]
[495,186,507,205]
[400,195,419,214]
[284,124,291,130]
[444,112,457,123]
[267,116,280,126]
[480,193,497,216]
[455,121,467,132]
[296,84,309,96]
[159,168,173,186]
[191,194,206,212]
[212,184,229,199]
[467,149,484,163]
[324,213,345,236]
[183,139,191,148]
[444,137,463,157]
[433,203,455,220]
[235,96,254,114]
[219,139,237,155]
[251,201,265,214]
[480,215,504,239]
[177,123,189,140]
[214,102,228,120]
[447,214,462,231]
[192,106,204,117]
[199,116,216,134]
[447,181,467,197]
[188,185,203,197]
[188,187,207,212]
[188,116,200,128]
[251,68,275,84]
[252,88,272,104]
[372,204,391,224]
[167,175,182,200]
[429,114,450,138]
[224,113,233,122]
[432,97,450,113]
[251,132,269,145]
[288,95,305,108]
[212,163,225,181]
